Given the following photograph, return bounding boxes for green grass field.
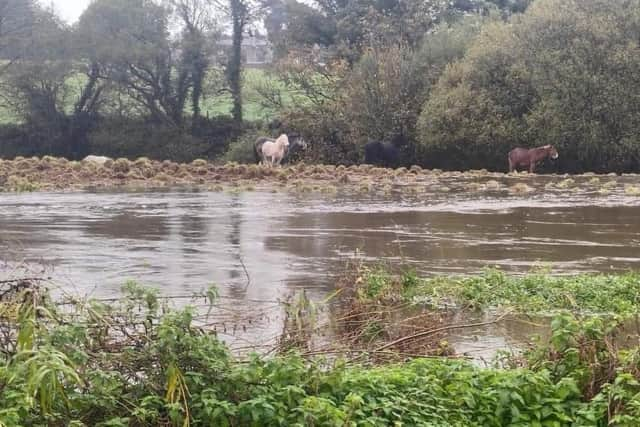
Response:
[200,68,303,121]
[0,68,302,125]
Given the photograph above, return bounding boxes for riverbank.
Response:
[2,156,640,195]
[2,268,640,425]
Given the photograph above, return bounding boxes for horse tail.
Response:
[254,137,269,164]
[253,142,260,164]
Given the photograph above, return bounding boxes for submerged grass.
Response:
[361,267,640,316]
[1,156,640,198]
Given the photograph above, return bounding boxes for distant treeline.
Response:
[1,0,640,172]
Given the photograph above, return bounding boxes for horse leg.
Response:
[508,159,514,173]
[529,162,536,173]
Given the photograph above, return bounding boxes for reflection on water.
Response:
[1,186,640,357]
[446,312,551,364]
[2,189,640,294]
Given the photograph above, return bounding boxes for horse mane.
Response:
[275,134,289,146]
[531,145,550,152]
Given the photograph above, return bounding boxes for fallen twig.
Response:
[299,348,472,361]
[375,311,512,352]
[0,277,47,284]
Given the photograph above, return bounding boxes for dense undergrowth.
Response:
[2,273,640,426]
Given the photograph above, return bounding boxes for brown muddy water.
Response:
[1,175,640,359]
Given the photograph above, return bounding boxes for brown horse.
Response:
[508,145,559,173]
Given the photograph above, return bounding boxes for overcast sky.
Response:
[47,0,92,23]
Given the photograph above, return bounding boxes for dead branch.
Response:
[375,311,512,352]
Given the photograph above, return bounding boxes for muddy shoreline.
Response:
[1,156,640,194]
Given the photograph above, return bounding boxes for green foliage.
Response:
[342,43,425,143]
[11,346,84,415]
[76,0,185,124]
[203,69,302,121]
[188,354,591,426]
[222,130,262,164]
[525,314,621,393]
[280,104,360,164]
[418,0,640,172]
[276,13,491,165]
[277,0,500,63]
[0,0,38,63]
[406,268,640,315]
[5,0,640,173]
[3,280,640,425]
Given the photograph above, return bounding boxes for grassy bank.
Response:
[2,271,640,425]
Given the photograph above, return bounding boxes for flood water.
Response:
[1,176,640,357]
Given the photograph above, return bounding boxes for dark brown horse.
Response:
[508,145,559,173]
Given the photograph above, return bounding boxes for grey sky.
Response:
[45,0,269,32]
[47,0,92,23]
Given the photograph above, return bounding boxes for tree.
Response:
[77,0,187,125]
[0,0,38,120]
[227,0,251,123]
[0,0,37,71]
[211,0,262,123]
[264,0,336,59]
[4,6,78,155]
[342,44,422,142]
[167,0,219,124]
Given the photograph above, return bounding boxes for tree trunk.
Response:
[189,31,207,126]
[228,0,246,123]
[192,65,203,121]
[70,62,102,158]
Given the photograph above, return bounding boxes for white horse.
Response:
[254,133,308,165]
[260,134,289,166]
[83,155,113,164]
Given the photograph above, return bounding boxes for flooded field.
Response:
[2,171,640,358]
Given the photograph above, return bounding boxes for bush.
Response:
[222,130,263,164]
[279,107,360,165]
[0,121,74,159]
[0,115,245,163]
[87,116,243,162]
